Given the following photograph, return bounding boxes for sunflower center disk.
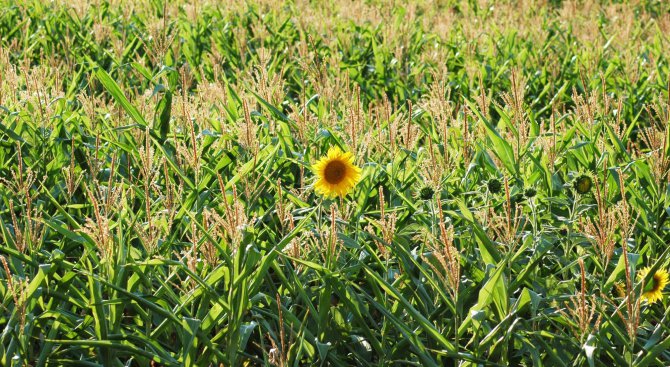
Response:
[324,161,346,185]
[652,275,661,290]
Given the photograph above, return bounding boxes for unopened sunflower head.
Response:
[573,172,594,195]
[638,266,669,304]
[417,185,436,201]
[312,147,361,198]
[487,178,502,194]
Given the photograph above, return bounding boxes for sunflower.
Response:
[573,174,593,195]
[487,178,502,194]
[612,280,626,298]
[638,266,669,304]
[313,147,361,198]
[418,185,435,201]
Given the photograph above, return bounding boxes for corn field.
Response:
[1,0,670,366]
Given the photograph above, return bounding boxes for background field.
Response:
[1,0,670,365]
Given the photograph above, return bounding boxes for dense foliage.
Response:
[1,0,670,365]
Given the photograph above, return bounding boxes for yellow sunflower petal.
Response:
[639,266,669,304]
[312,147,361,198]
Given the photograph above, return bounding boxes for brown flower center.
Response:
[652,274,661,290]
[324,160,346,184]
